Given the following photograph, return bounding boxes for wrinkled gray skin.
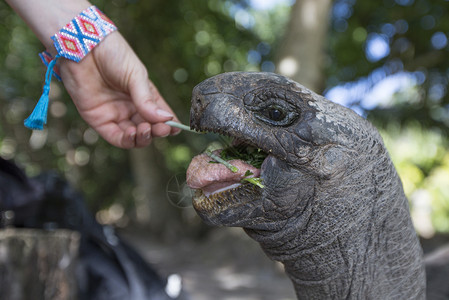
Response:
[189,72,426,299]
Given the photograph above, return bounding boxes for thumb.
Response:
[129,70,175,123]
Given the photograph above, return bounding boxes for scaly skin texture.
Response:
[189,72,426,299]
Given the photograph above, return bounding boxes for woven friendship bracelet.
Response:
[24,6,117,130]
[50,6,117,62]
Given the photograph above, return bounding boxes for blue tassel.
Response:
[24,55,60,130]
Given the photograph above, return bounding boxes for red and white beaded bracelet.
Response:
[25,6,117,130]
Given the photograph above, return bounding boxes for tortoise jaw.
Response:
[192,184,262,226]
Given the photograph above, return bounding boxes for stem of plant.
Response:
[165,121,201,133]
[205,150,239,173]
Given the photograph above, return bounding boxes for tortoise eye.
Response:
[254,105,299,126]
[267,107,286,121]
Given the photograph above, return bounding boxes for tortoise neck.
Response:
[245,193,426,299]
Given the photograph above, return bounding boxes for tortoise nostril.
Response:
[191,91,209,110]
[191,85,205,107]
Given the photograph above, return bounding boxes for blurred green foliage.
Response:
[327,0,449,132]
[0,0,448,234]
[0,0,289,218]
[326,0,449,234]
[382,123,449,234]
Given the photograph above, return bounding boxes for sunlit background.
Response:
[1,0,448,244]
[0,0,449,236]
[1,0,449,298]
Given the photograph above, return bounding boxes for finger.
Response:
[130,114,153,146]
[168,120,182,136]
[116,120,140,149]
[131,113,172,138]
[96,122,136,149]
[151,83,180,121]
[151,122,172,138]
[128,114,152,147]
[122,126,138,148]
[135,122,152,147]
[152,96,182,136]
[128,69,182,136]
[129,72,175,123]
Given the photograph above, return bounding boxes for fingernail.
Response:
[129,131,136,142]
[143,129,152,140]
[157,109,174,118]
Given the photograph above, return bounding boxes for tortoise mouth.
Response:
[186,138,268,218]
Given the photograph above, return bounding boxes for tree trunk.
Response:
[129,147,181,239]
[0,228,80,300]
[275,0,332,93]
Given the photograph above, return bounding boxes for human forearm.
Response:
[5,0,91,50]
[7,0,179,148]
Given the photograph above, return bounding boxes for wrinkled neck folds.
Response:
[245,160,426,300]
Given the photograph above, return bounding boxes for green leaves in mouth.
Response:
[206,146,267,189]
[165,121,266,189]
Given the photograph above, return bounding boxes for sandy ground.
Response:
[121,222,449,300]
[121,227,297,300]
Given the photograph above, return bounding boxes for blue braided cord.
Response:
[24,55,60,130]
[38,51,62,81]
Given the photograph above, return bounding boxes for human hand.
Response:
[58,31,180,148]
